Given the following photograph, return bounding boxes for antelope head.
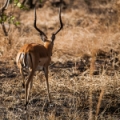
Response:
[34,6,63,56]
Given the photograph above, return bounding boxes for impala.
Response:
[16,6,63,107]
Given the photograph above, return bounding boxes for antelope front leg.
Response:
[43,66,51,102]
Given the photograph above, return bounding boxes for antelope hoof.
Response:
[48,97,51,103]
[22,83,25,88]
[24,101,28,110]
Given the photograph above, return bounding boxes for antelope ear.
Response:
[51,33,55,42]
[40,33,47,42]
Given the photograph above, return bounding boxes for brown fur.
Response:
[16,41,53,107]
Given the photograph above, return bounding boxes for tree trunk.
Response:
[22,0,34,9]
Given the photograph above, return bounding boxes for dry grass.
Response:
[0,0,120,119]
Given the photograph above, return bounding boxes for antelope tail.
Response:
[16,52,33,69]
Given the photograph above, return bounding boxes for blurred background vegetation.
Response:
[0,1,120,119]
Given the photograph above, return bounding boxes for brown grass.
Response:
[95,88,105,119]
[0,0,120,119]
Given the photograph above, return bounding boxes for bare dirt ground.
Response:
[0,0,120,119]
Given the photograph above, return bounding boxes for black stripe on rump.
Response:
[29,53,33,68]
[24,53,27,67]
